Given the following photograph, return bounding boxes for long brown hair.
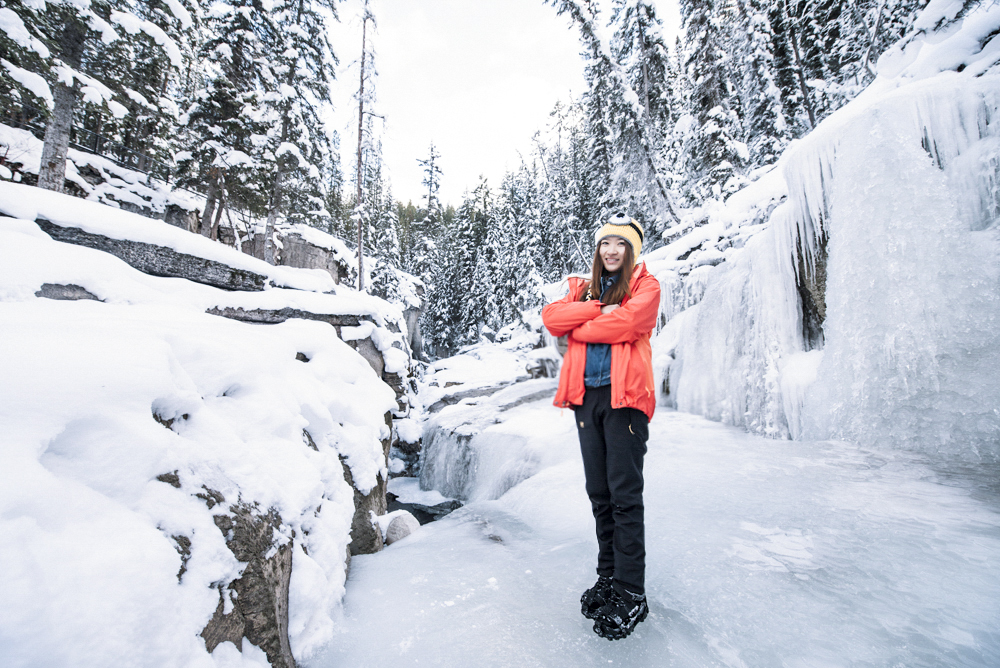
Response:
[579,241,635,305]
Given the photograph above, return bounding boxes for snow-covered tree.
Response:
[0,0,183,192]
[261,0,340,262]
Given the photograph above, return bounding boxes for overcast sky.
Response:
[329,0,680,208]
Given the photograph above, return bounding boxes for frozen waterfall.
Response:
[661,68,1000,461]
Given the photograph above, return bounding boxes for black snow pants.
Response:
[575,384,649,595]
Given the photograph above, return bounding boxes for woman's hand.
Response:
[600,303,620,315]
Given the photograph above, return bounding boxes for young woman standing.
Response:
[541,213,660,640]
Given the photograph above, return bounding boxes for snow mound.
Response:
[0,189,399,665]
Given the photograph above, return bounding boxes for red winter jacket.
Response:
[542,263,661,420]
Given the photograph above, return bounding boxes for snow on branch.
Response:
[0,8,50,58]
[110,10,183,67]
[161,0,194,30]
[2,59,53,108]
[53,63,127,118]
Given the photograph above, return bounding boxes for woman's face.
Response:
[599,236,628,273]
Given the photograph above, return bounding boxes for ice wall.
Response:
[661,4,1000,461]
[799,81,1000,460]
[671,217,802,437]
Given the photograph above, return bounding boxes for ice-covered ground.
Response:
[314,401,1000,668]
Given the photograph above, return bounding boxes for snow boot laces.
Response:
[580,575,614,620]
[593,586,648,640]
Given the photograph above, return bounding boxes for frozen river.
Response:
[311,402,1000,668]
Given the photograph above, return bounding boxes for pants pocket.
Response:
[627,409,649,452]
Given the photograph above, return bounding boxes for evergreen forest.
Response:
[0,0,927,358]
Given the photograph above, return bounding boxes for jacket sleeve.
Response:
[569,273,660,344]
[542,279,603,337]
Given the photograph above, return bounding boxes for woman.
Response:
[541,213,660,641]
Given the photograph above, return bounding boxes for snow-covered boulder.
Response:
[384,511,420,545]
[0,188,412,665]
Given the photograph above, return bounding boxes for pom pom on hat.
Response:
[595,213,643,258]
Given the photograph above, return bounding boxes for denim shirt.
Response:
[583,273,619,388]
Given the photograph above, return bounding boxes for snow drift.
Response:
[0,190,402,666]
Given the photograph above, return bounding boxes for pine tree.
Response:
[408,143,443,287]
[177,0,277,237]
[547,0,680,230]
[609,0,676,237]
[734,0,790,167]
[261,0,341,262]
[371,182,402,304]
[677,0,744,201]
[0,0,183,192]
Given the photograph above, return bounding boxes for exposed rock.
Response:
[386,493,462,525]
[243,231,350,285]
[164,204,199,233]
[156,471,181,488]
[34,283,101,301]
[35,218,269,292]
[340,456,385,555]
[338,410,393,556]
[426,380,522,414]
[385,511,420,545]
[796,231,828,350]
[153,410,188,431]
[201,503,295,668]
[206,305,367,332]
[403,304,423,361]
[172,535,191,582]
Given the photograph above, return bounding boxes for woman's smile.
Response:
[600,237,628,272]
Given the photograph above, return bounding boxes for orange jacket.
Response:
[542,263,661,420]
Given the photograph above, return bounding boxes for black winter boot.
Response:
[593,586,648,640]
[580,575,614,620]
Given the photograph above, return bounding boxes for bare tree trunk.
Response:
[355,7,370,292]
[264,167,282,264]
[38,12,87,192]
[784,1,816,129]
[211,181,227,242]
[201,167,220,237]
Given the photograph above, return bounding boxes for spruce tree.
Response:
[0,0,182,192]
[261,0,340,261]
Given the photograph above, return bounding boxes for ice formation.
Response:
[652,3,1000,460]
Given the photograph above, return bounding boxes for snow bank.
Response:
[0,204,399,664]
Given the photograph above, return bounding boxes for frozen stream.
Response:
[311,400,1000,668]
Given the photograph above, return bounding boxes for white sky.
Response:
[329,0,680,208]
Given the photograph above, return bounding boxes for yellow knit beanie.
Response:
[595,213,643,258]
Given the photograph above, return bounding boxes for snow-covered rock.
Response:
[384,511,420,545]
[0,183,416,665]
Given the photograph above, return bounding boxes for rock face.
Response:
[199,500,295,668]
[795,232,828,350]
[340,457,386,556]
[35,218,269,292]
[164,204,200,233]
[34,283,101,301]
[243,230,351,285]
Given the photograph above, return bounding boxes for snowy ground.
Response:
[313,400,1000,668]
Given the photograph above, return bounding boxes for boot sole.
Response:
[593,604,648,640]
